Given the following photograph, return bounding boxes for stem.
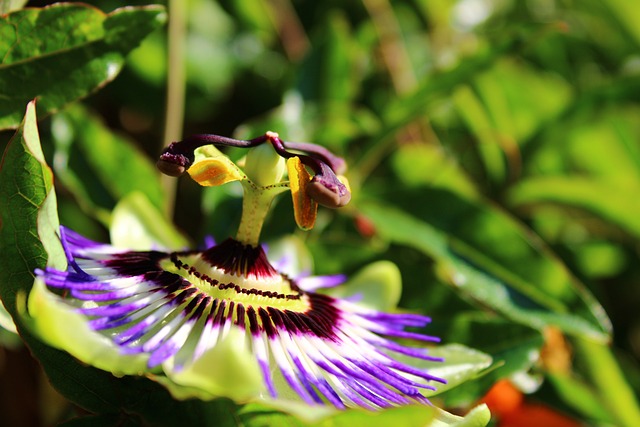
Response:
[362,0,416,94]
[575,337,640,427]
[161,0,188,218]
[235,184,288,247]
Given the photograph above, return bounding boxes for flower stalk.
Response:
[236,182,288,246]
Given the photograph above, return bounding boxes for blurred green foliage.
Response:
[1,0,640,426]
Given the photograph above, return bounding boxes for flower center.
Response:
[158,239,309,312]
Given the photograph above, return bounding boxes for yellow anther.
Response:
[287,156,318,230]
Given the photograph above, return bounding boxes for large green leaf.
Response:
[0,101,64,317]
[0,101,121,413]
[358,198,611,342]
[0,3,166,129]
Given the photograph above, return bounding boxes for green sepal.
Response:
[25,277,150,377]
[325,261,401,312]
[157,326,265,402]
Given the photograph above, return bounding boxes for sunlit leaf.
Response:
[604,0,640,47]
[240,402,435,427]
[359,199,611,341]
[452,84,507,184]
[317,405,434,427]
[421,344,493,397]
[0,302,16,334]
[574,338,640,427]
[327,261,402,312]
[0,101,63,318]
[436,315,544,406]
[474,59,572,145]
[0,101,125,413]
[0,3,167,129]
[430,404,491,427]
[354,30,527,178]
[452,59,572,185]
[239,403,488,427]
[391,143,478,198]
[546,373,614,424]
[110,192,190,251]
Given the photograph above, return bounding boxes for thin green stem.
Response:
[235,183,288,247]
[161,0,188,218]
[575,337,640,427]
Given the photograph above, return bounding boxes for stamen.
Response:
[282,141,347,175]
[157,132,351,209]
[267,133,351,208]
[157,134,267,176]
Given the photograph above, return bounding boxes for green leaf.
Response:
[452,84,507,184]
[0,3,167,129]
[0,301,17,334]
[0,101,122,413]
[420,344,493,397]
[0,100,63,318]
[354,29,527,179]
[430,404,491,427]
[52,104,166,218]
[391,143,477,197]
[240,402,435,427]
[451,59,572,186]
[326,261,402,312]
[546,373,614,424]
[604,0,640,47]
[358,199,611,341]
[508,176,640,239]
[574,338,640,427]
[315,405,435,427]
[436,315,544,406]
[110,191,189,251]
[241,402,490,427]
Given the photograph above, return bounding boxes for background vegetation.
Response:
[1,0,640,426]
